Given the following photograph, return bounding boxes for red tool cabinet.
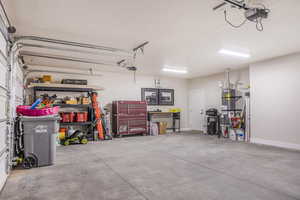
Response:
[112,101,147,137]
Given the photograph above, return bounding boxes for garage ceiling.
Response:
[5,0,300,78]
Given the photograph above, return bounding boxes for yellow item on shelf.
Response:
[42,75,52,82]
[82,97,90,104]
[169,108,181,113]
[66,100,77,104]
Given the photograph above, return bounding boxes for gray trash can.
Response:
[20,115,60,168]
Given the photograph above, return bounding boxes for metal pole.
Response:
[0,0,11,27]
[133,41,149,52]
[20,50,122,67]
[213,2,227,11]
[224,0,248,10]
[14,36,132,55]
[18,43,131,58]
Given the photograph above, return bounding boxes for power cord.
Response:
[224,10,247,28]
[224,9,267,31]
[255,18,264,31]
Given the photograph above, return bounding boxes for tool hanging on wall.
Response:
[91,92,104,140]
[213,0,270,31]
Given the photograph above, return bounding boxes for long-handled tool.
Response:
[92,92,104,140]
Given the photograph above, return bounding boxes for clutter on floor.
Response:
[148,111,181,133]
[12,76,117,170]
[26,80,110,141]
[60,129,88,146]
[2,1,300,198]
[204,69,250,142]
[206,108,220,135]
[15,70,250,172]
[15,70,251,172]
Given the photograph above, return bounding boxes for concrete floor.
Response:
[1,131,300,200]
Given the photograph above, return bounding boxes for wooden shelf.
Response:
[28,83,104,91]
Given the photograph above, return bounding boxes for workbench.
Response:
[147,112,180,132]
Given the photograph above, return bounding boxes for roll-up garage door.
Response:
[0,24,9,191]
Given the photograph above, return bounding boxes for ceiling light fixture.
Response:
[162,67,188,74]
[219,49,250,58]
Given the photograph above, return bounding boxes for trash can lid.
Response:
[20,115,60,121]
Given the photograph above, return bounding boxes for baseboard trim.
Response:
[251,138,300,151]
[190,129,202,131]
[166,128,192,133]
[181,128,192,131]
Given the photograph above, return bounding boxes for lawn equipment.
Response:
[61,130,88,146]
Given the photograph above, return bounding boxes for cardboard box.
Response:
[159,122,168,134]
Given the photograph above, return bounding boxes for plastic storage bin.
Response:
[60,112,75,122]
[76,112,88,122]
[20,115,60,168]
[17,106,59,116]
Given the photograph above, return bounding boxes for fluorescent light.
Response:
[219,49,250,58]
[162,68,188,74]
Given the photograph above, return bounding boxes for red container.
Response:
[61,112,75,123]
[76,112,88,122]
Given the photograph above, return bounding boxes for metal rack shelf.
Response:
[221,109,243,112]
[32,86,94,100]
[33,86,94,92]
[28,83,98,141]
[222,96,242,99]
[54,104,92,108]
[60,122,93,126]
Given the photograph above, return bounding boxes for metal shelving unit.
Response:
[30,84,97,140]
[32,85,94,101]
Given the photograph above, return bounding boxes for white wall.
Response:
[26,67,189,129]
[188,68,249,131]
[250,53,300,150]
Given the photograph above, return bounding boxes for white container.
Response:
[236,129,245,141]
[229,129,236,141]
[150,122,158,136]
